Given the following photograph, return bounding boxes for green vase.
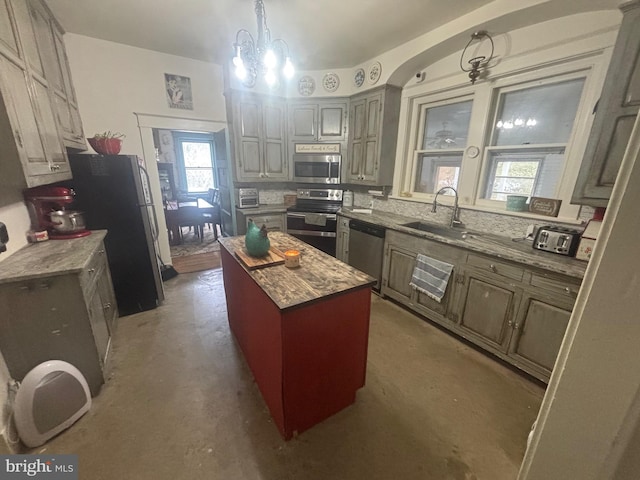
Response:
[245,219,270,257]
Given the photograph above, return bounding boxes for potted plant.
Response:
[87,131,125,155]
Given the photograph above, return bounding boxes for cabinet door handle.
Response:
[98,249,105,254]
[103,302,111,310]
[15,130,23,148]
[508,320,513,327]
[489,264,497,273]
[514,323,520,330]
[88,268,96,274]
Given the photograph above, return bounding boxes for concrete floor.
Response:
[34,269,544,479]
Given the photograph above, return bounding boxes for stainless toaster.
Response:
[532,226,581,256]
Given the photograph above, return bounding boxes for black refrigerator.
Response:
[66,154,165,316]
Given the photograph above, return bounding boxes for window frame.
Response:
[395,53,606,222]
[402,92,475,201]
[173,131,217,194]
[476,71,590,211]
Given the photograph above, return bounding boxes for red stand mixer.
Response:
[24,186,91,239]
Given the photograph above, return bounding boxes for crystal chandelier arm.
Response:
[254,0,270,52]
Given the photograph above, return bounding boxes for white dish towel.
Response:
[410,253,454,303]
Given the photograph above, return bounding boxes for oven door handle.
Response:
[287,213,337,220]
[287,229,337,238]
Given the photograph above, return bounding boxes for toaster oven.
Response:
[235,188,259,209]
[532,226,581,256]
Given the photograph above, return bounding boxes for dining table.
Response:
[164,198,216,245]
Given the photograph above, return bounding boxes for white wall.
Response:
[64,34,227,262]
[65,34,227,154]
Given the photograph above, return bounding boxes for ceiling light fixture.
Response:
[459,30,494,85]
[232,0,294,88]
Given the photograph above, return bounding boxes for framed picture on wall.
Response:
[165,73,193,110]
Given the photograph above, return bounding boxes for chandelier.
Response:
[459,30,494,84]
[233,0,294,88]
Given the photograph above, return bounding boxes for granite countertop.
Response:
[219,231,376,311]
[0,230,107,284]
[235,204,288,215]
[339,209,587,279]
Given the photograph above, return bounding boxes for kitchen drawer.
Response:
[247,214,285,232]
[466,254,524,282]
[530,272,581,298]
[79,243,107,295]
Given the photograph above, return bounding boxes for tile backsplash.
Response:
[353,191,591,239]
[253,187,591,239]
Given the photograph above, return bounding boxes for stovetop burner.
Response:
[287,203,341,214]
[288,188,343,214]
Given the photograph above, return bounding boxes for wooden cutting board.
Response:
[235,246,285,270]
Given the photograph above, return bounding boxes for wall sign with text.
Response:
[529,197,562,217]
[294,144,340,154]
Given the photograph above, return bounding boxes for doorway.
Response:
[137,114,231,265]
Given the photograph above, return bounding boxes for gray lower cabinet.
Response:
[455,268,520,353]
[380,229,581,382]
[381,230,464,325]
[336,216,350,263]
[0,239,117,396]
[572,0,640,206]
[508,291,573,377]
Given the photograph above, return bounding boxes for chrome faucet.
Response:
[431,186,464,228]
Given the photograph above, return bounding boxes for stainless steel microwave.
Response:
[293,154,341,184]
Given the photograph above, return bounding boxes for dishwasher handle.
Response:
[349,219,386,238]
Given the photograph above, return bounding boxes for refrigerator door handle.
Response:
[138,165,160,241]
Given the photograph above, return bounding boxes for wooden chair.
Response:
[178,205,206,243]
[203,188,221,239]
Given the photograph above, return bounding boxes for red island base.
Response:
[221,247,372,440]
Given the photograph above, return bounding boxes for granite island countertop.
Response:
[339,209,587,279]
[219,231,376,311]
[0,230,107,284]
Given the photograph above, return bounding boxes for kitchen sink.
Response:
[400,222,476,240]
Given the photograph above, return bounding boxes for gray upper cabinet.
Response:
[346,85,401,186]
[230,91,288,182]
[0,0,72,188]
[288,99,348,165]
[29,0,85,150]
[572,0,640,206]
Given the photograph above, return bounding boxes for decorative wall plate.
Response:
[354,68,365,88]
[322,73,340,92]
[368,62,382,84]
[298,76,315,96]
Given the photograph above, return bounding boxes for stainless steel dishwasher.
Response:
[348,219,386,291]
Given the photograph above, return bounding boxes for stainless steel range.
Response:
[286,188,342,256]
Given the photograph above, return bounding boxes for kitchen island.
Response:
[219,232,375,440]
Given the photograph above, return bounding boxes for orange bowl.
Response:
[87,137,122,155]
